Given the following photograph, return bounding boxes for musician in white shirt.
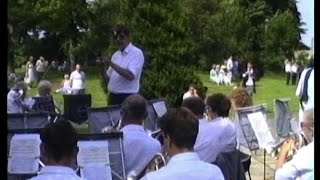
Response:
[29,121,84,180]
[102,94,161,176]
[275,109,314,180]
[70,64,85,94]
[7,81,34,113]
[195,93,236,163]
[141,107,224,180]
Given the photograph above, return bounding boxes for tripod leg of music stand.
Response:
[264,149,266,180]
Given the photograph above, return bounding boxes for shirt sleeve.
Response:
[127,51,144,79]
[296,69,307,96]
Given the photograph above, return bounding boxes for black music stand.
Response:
[77,133,126,180]
[144,99,168,132]
[87,105,122,133]
[63,94,92,124]
[7,129,43,180]
[87,99,168,133]
[8,113,50,130]
[32,96,60,122]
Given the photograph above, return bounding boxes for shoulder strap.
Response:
[299,68,313,110]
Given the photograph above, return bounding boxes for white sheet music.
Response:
[152,101,167,118]
[80,163,112,180]
[8,134,41,174]
[77,140,110,167]
[247,111,275,153]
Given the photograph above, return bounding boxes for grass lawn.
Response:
[12,67,300,131]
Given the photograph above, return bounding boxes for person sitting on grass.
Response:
[55,74,72,94]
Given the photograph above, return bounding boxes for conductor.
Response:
[97,25,145,105]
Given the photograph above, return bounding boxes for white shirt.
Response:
[285,63,292,73]
[296,68,314,110]
[7,90,35,113]
[36,60,46,72]
[195,117,236,163]
[106,43,144,93]
[28,166,84,180]
[121,125,161,175]
[70,70,85,90]
[227,58,233,71]
[291,64,298,73]
[141,152,224,180]
[275,141,314,180]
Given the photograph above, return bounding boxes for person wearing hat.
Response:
[97,25,145,105]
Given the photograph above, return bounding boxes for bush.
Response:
[141,61,206,107]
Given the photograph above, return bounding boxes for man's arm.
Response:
[108,61,135,81]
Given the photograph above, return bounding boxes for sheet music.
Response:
[152,101,167,118]
[80,163,112,180]
[8,134,41,174]
[247,111,275,153]
[77,140,110,167]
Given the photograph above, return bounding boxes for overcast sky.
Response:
[296,0,314,48]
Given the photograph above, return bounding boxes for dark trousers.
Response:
[36,71,44,83]
[291,73,297,85]
[286,72,291,85]
[108,92,134,106]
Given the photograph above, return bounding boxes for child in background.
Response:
[55,74,72,94]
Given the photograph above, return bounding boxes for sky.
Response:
[296,0,314,48]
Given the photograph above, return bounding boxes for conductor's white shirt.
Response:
[195,117,236,163]
[106,43,144,94]
[296,68,314,110]
[28,166,84,180]
[141,152,224,180]
[121,124,161,175]
[275,141,314,180]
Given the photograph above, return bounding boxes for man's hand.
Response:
[101,56,111,66]
[102,126,119,133]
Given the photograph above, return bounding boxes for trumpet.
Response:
[270,133,308,161]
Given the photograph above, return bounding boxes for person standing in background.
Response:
[284,59,292,85]
[242,62,256,96]
[25,56,37,88]
[36,56,46,84]
[291,59,298,85]
[70,64,86,94]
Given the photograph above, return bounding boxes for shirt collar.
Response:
[39,166,77,175]
[121,124,145,132]
[167,152,199,166]
[122,43,133,54]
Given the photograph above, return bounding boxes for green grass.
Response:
[12,67,299,131]
[197,71,299,118]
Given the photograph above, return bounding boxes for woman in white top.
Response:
[70,64,85,94]
[25,56,37,87]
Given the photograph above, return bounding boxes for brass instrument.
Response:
[271,133,308,161]
[127,129,167,180]
[127,153,167,180]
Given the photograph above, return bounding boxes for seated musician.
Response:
[194,93,236,163]
[7,81,34,113]
[141,107,224,180]
[102,94,161,176]
[33,80,60,114]
[275,108,314,179]
[30,120,84,180]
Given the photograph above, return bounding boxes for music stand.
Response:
[144,99,168,132]
[63,94,92,124]
[235,105,270,180]
[77,133,126,180]
[274,98,295,138]
[7,129,43,180]
[8,113,50,130]
[87,105,122,133]
[32,96,60,122]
